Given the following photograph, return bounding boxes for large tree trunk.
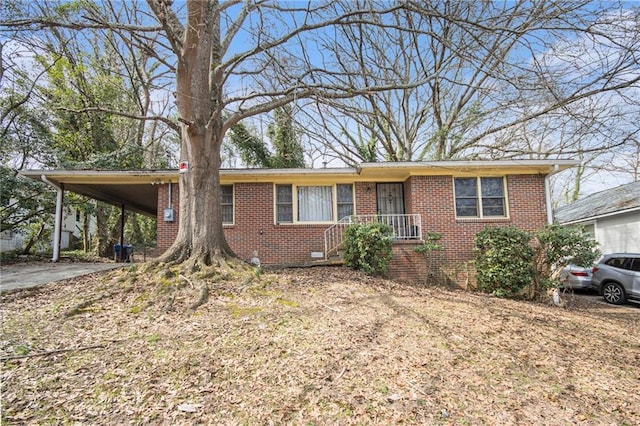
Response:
[82,211,90,253]
[155,1,235,269]
[93,203,110,257]
[159,128,235,268]
[186,126,235,264]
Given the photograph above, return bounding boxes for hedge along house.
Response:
[21,160,577,284]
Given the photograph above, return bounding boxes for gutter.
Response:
[40,175,64,262]
[357,159,579,170]
[544,164,561,224]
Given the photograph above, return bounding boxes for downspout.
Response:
[41,175,64,262]
[544,164,561,224]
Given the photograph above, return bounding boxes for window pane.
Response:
[337,184,353,203]
[455,178,477,197]
[481,177,504,197]
[276,185,292,203]
[220,185,233,223]
[480,178,505,217]
[220,185,233,204]
[482,199,505,216]
[222,206,233,223]
[606,257,625,268]
[298,186,333,221]
[456,198,478,217]
[337,184,354,220]
[337,204,353,220]
[277,204,293,223]
[621,258,634,271]
[276,185,293,223]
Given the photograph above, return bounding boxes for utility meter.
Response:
[163,208,175,222]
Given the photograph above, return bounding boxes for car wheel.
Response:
[602,282,626,305]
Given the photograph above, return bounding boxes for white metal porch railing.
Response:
[324,214,423,260]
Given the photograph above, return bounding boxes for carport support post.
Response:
[41,175,64,262]
[53,184,64,262]
[119,204,125,262]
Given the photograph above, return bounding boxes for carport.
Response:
[19,170,178,262]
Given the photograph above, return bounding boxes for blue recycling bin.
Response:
[114,244,133,262]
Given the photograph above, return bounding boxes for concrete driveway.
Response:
[0,262,124,292]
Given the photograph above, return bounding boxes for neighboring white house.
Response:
[0,229,24,252]
[554,181,640,254]
[0,204,96,253]
[60,206,97,250]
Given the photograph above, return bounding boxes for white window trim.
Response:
[274,183,355,225]
[453,176,509,220]
[221,184,235,226]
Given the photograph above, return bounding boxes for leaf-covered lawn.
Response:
[2,266,639,425]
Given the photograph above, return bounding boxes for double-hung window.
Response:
[276,184,354,223]
[221,184,234,224]
[336,184,354,219]
[276,185,294,223]
[454,177,507,218]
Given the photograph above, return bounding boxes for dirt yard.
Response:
[1,265,638,425]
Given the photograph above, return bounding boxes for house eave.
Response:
[357,160,578,180]
[19,160,579,217]
[220,167,360,183]
[19,169,180,185]
[19,159,577,184]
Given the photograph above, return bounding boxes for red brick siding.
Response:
[354,182,377,214]
[224,183,330,264]
[155,174,548,284]
[156,184,179,254]
[388,242,426,283]
[403,179,413,213]
[388,174,547,283]
[158,183,340,264]
[406,174,546,260]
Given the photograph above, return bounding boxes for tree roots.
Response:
[189,284,209,311]
[142,253,257,313]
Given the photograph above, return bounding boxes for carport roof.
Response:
[19,169,177,217]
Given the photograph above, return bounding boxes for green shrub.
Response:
[413,231,443,255]
[474,224,600,300]
[474,226,534,298]
[343,222,394,276]
[532,224,600,292]
[414,231,444,284]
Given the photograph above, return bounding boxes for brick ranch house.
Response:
[22,160,577,285]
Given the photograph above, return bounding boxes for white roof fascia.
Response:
[357,159,579,170]
[220,168,358,176]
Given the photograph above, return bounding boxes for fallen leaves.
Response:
[1,265,639,424]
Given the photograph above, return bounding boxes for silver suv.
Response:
[591,253,640,305]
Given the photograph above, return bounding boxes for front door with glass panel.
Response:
[376,183,405,237]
